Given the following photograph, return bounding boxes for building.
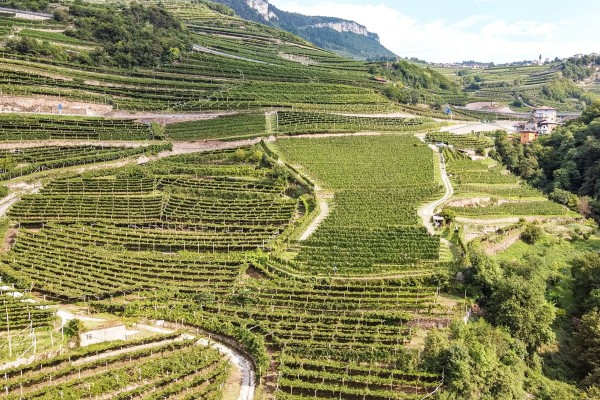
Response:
[79,322,127,346]
[533,106,558,123]
[538,120,559,135]
[515,106,562,141]
[520,131,537,145]
[432,215,445,228]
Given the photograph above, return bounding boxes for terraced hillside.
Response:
[4,148,298,299]
[0,1,597,399]
[275,111,439,134]
[1,332,232,398]
[0,1,397,113]
[432,63,595,111]
[164,111,442,141]
[0,139,457,399]
[0,114,157,140]
[273,135,443,276]
[441,147,574,219]
[107,277,452,399]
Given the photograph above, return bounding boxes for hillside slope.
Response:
[209,0,397,60]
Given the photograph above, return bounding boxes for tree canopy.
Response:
[493,102,600,223]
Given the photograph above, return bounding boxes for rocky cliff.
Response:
[212,0,396,60]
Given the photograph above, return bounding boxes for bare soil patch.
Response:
[278,52,316,65]
[1,227,17,253]
[0,94,112,116]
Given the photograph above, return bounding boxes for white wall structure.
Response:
[79,324,127,347]
[533,107,557,122]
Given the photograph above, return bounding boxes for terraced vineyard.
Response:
[0,3,397,113]
[102,277,452,399]
[166,113,268,141]
[467,65,563,106]
[0,144,170,181]
[0,133,457,399]
[0,114,156,141]
[0,293,54,330]
[0,2,546,399]
[275,111,439,134]
[425,131,494,149]
[432,62,591,111]
[445,200,569,217]
[0,290,56,361]
[443,148,519,185]
[442,148,572,217]
[4,148,299,300]
[0,332,231,399]
[274,135,443,275]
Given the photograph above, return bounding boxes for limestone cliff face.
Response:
[307,21,370,37]
[245,0,277,21]
[214,0,395,59]
[244,0,375,39]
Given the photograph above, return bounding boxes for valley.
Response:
[0,1,598,399]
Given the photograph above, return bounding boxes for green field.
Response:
[274,135,443,275]
[441,148,573,218]
[0,141,458,398]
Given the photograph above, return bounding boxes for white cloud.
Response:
[269,0,597,63]
[453,15,491,29]
[480,20,558,38]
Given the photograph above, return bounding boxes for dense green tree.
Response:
[549,188,580,208]
[3,0,49,11]
[493,102,600,223]
[575,309,600,387]
[423,320,528,400]
[521,224,543,244]
[67,2,190,68]
[487,274,555,352]
[5,36,65,60]
[439,209,456,224]
[463,247,556,353]
[572,253,600,315]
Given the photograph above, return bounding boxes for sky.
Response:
[269,0,598,63]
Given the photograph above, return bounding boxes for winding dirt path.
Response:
[0,182,41,217]
[299,194,331,241]
[37,308,256,400]
[418,145,453,235]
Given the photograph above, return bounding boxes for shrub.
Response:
[521,224,543,244]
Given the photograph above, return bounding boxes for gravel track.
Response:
[418,145,453,235]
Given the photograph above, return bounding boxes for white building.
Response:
[79,323,127,346]
[538,120,559,135]
[533,106,558,123]
[516,106,562,138]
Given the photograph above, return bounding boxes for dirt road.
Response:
[418,146,453,234]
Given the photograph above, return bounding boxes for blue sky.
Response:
[269,0,598,63]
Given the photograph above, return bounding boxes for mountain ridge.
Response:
[210,0,397,60]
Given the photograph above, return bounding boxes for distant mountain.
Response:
[209,0,397,60]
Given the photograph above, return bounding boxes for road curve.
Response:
[418,145,454,234]
[299,195,330,241]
